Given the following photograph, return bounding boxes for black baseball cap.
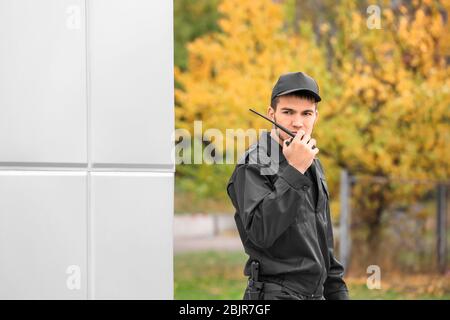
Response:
[271,72,321,104]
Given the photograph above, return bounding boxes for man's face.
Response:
[267,95,319,142]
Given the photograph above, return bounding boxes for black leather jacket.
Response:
[227,131,349,299]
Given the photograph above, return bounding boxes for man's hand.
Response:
[282,130,319,174]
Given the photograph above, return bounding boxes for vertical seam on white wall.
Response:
[84,0,94,300]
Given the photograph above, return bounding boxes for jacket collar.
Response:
[256,130,287,166]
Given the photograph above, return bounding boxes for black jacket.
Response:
[226,131,349,299]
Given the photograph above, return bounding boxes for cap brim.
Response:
[276,88,321,102]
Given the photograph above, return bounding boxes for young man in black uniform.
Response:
[226,72,349,300]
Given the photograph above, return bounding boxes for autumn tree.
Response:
[317,0,450,264]
[174,0,221,70]
[175,0,450,267]
[175,0,331,208]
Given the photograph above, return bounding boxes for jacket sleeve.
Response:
[323,201,350,300]
[228,163,312,249]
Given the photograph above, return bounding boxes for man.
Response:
[226,72,349,300]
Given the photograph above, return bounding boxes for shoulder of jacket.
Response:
[237,143,259,165]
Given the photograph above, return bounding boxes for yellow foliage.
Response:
[176,0,330,156]
[175,0,450,204]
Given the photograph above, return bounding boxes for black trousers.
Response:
[243,280,325,300]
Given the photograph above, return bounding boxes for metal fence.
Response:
[339,170,449,275]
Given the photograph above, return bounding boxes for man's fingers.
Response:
[307,137,317,151]
[302,133,311,144]
[307,138,316,148]
[293,130,305,142]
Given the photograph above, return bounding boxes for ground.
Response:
[174,250,450,300]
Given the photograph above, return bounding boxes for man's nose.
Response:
[292,116,303,128]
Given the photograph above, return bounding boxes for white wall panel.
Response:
[89,0,174,167]
[0,172,87,299]
[91,172,173,299]
[0,0,174,300]
[0,0,87,164]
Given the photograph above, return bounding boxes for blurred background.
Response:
[173,0,450,299]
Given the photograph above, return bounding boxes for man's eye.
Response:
[283,111,291,114]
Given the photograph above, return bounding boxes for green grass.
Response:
[174,251,248,299]
[174,250,450,300]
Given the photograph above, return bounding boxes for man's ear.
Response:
[267,106,275,120]
[314,108,319,125]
